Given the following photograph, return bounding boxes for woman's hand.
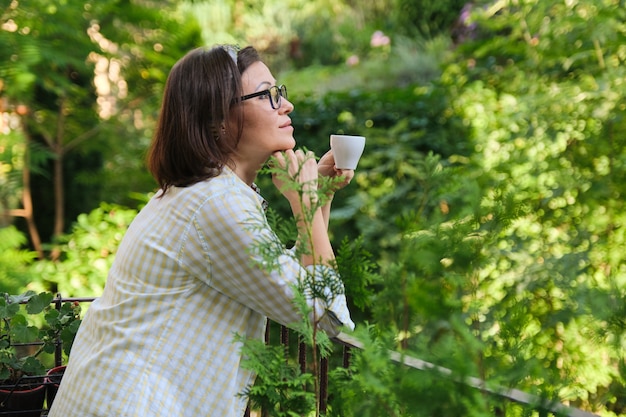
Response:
[273,149,336,266]
[272,149,319,208]
[317,150,355,195]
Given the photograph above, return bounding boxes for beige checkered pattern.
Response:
[48,167,353,417]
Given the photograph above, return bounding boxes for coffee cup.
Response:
[330,134,366,170]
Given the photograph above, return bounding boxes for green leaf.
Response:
[7,291,36,305]
[0,299,19,319]
[19,356,45,376]
[26,292,54,315]
[0,366,9,381]
[10,321,39,343]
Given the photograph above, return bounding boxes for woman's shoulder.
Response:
[194,167,249,195]
[187,168,260,209]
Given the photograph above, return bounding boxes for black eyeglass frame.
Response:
[240,85,288,110]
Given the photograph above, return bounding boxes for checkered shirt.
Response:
[48,167,354,417]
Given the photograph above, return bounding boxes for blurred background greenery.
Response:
[1,0,625,415]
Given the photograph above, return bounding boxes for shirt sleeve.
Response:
[305,264,355,336]
[188,183,354,335]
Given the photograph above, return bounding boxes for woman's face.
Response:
[234,61,295,162]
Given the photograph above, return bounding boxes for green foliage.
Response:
[1,0,624,415]
[0,227,37,295]
[29,203,138,297]
[182,0,408,75]
[0,0,202,245]
[329,151,527,415]
[330,326,491,417]
[41,301,83,357]
[253,153,354,314]
[237,336,316,417]
[435,0,626,414]
[0,130,27,216]
[280,33,451,100]
[94,1,204,206]
[256,83,471,264]
[0,291,81,383]
[249,1,626,414]
[334,236,377,311]
[265,207,298,247]
[239,152,368,416]
[393,0,468,39]
[329,326,405,417]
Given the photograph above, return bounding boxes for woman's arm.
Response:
[272,149,335,267]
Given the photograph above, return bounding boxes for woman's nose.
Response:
[280,97,294,113]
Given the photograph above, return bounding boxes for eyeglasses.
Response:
[240,85,288,110]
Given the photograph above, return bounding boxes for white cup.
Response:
[330,134,366,170]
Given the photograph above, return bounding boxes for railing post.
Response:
[319,356,329,413]
[298,340,307,374]
[343,345,351,369]
[265,318,271,343]
[280,325,289,360]
[54,293,63,367]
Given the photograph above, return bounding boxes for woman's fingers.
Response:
[335,168,354,182]
[271,150,286,168]
[272,149,318,181]
[272,149,319,207]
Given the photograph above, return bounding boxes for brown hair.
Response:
[147,45,261,194]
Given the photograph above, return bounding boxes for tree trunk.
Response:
[49,150,64,260]
[21,134,44,260]
[50,97,67,261]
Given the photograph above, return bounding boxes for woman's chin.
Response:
[280,137,296,150]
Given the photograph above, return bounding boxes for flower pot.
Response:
[45,365,66,409]
[0,377,46,417]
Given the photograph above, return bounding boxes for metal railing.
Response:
[332,332,599,417]
[0,295,599,417]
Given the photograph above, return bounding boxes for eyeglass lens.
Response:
[270,85,287,109]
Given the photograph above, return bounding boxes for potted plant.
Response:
[42,298,83,410]
[0,291,81,416]
[44,364,66,409]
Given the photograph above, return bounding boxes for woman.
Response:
[48,45,355,416]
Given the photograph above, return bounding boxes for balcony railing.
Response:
[0,295,599,417]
